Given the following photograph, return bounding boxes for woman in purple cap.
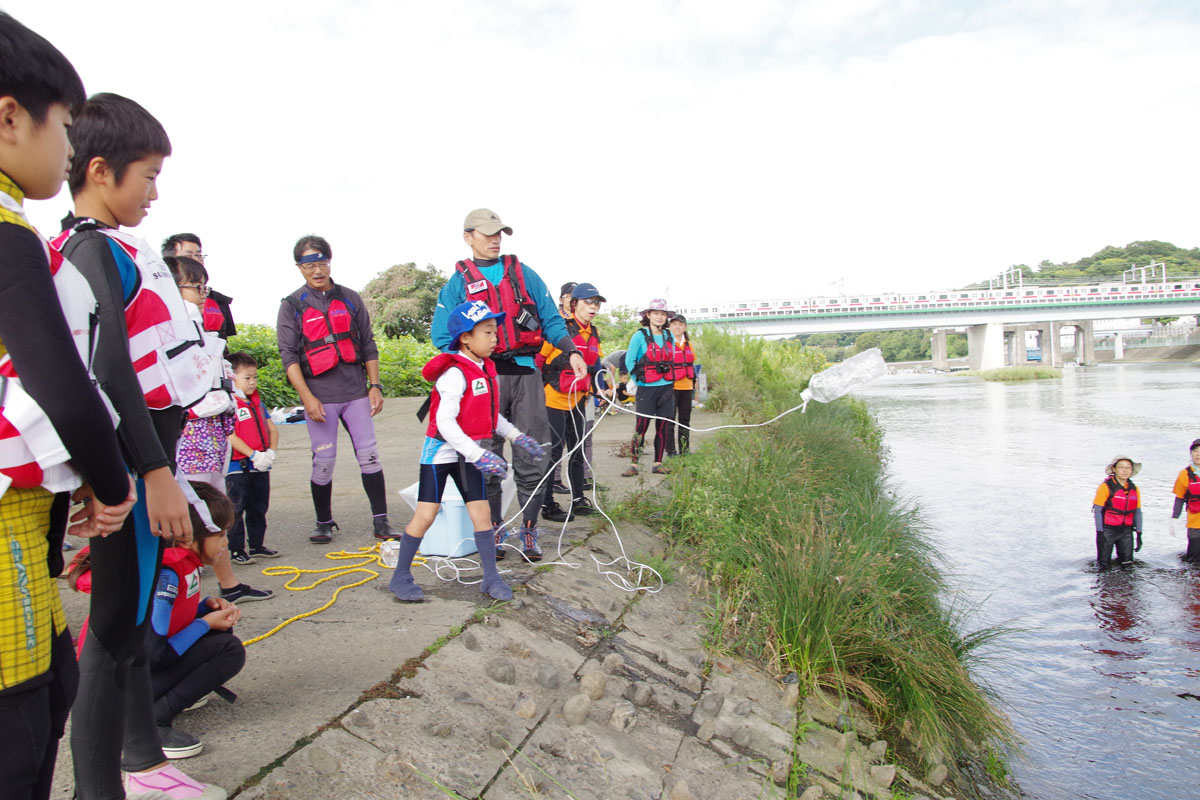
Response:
[622,299,678,476]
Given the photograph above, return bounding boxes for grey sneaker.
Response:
[157,725,203,759]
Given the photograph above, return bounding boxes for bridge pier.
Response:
[967,322,1005,371]
[1079,319,1096,366]
[931,329,949,371]
[1047,322,1063,368]
[1008,326,1030,366]
[1114,332,1124,360]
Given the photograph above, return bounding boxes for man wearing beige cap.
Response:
[432,209,586,562]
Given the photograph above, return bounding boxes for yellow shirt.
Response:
[541,322,601,411]
[0,172,67,689]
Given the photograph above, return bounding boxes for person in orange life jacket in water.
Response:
[431,209,586,562]
[1168,439,1200,563]
[389,301,546,602]
[161,233,236,341]
[224,352,279,564]
[69,483,245,766]
[623,299,678,477]
[539,283,612,523]
[276,235,396,545]
[1092,456,1143,569]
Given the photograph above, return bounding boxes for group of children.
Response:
[1091,442,1200,569]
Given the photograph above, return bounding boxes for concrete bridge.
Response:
[676,272,1200,370]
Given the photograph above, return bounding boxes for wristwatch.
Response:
[368,383,384,391]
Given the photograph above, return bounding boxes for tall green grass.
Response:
[960,366,1062,381]
[659,331,1014,763]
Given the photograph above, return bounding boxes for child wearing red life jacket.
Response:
[538,282,608,523]
[225,351,279,565]
[69,482,245,765]
[388,301,546,603]
[1169,438,1200,563]
[1092,456,1143,569]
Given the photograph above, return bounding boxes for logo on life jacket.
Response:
[472,378,489,396]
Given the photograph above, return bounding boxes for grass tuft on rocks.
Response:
[959,365,1062,381]
[656,330,1015,764]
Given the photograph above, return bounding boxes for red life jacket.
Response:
[0,237,115,495]
[284,286,361,377]
[633,328,677,383]
[51,222,223,411]
[671,340,696,381]
[233,390,269,453]
[71,546,204,656]
[543,318,600,395]
[1184,467,1200,514]
[202,297,225,333]
[161,546,205,637]
[1102,477,1139,527]
[422,353,499,441]
[455,256,544,357]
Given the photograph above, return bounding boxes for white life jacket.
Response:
[0,192,118,498]
[51,222,225,410]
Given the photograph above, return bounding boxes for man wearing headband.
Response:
[277,234,397,545]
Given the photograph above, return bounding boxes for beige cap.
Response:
[1105,456,1141,477]
[463,208,513,236]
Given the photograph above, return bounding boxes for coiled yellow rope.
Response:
[242,543,425,646]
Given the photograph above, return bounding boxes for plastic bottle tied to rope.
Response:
[799,348,888,412]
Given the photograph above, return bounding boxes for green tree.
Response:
[593,305,642,351]
[361,262,447,341]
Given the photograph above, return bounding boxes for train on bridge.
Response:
[675,277,1200,322]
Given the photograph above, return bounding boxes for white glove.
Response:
[1169,518,1178,537]
[250,450,275,471]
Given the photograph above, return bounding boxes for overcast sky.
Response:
[12,0,1199,324]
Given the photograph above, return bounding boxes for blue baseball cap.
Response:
[571,282,606,302]
[447,300,505,342]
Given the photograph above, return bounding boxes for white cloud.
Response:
[11,0,1198,323]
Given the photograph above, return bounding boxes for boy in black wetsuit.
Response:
[0,13,135,800]
[56,93,230,799]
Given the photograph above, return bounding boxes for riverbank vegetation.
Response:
[643,331,1015,789]
[961,366,1062,381]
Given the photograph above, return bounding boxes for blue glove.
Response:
[513,433,546,461]
[474,450,509,477]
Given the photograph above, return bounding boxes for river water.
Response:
[854,363,1200,800]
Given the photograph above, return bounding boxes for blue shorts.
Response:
[416,460,488,504]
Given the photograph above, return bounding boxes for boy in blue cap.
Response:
[389,301,545,603]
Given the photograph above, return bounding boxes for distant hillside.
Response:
[971,240,1200,287]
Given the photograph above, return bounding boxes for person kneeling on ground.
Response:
[70,482,246,764]
[1092,456,1142,569]
[389,301,546,603]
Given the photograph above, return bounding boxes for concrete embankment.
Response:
[52,399,991,800]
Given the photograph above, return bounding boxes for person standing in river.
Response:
[1092,456,1143,569]
[1168,439,1200,563]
